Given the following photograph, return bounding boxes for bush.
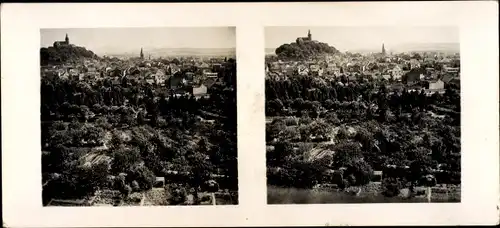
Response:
[128,192,143,203]
[127,165,156,191]
[344,159,373,186]
[131,180,140,192]
[168,184,187,205]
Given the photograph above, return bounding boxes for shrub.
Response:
[131,180,140,192]
[127,165,156,191]
[168,184,187,205]
[382,178,402,197]
[128,192,143,203]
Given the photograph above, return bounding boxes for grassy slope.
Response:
[267,185,460,204]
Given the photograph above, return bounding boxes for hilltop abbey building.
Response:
[53,34,72,48]
[296,30,313,43]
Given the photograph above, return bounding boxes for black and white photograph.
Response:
[2,2,499,227]
[265,27,461,204]
[40,27,238,206]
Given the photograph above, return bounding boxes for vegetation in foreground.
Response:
[267,185,460,204]
[41,47,238,205]
[265,67,461,202]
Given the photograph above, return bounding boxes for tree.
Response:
[267,142,294,167]
[332,141,363,169]
[267,99,285,116]
[77,161,110,195]
[111,147,141,174]
[382,177,402,197]
[127,164,155,191]
[344,158,373,186]
[168,184,187,205]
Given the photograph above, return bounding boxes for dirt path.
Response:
[140,192,146,206]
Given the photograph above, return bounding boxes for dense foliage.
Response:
[41,45,100,65]
[42,66,237,204]
[275,41,340,60]
[266,75,461,191]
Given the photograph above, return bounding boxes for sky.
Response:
[265,26,459,52]
[41,27,236,54]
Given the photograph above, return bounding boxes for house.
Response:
[87,67,97,73]
[310,64,320,72]
[168,64,181,75]
[168,73,185,90]
[185,72,195,81]
[428,79,445,90]
[202,77,217,89]
[402,69,424,85]
[449,77,460,86]
[297,65,309,76]
[155,69,167,85]
[199,62,210,69]
[440,74,456,84]
[444,66,460,74]
[348,75,357,82]
[391,65,403,79]
[310,65,323,76]
[409,59,421,69]
[154,177,165,187]
[191,84,208,97]
[68,68,79,76]
[203,72,218,78]
[212,64,222,72]
[58,70,69,80]
[283,66,295,76]
[372,170,383,182]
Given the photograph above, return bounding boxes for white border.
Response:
[1,2,499,227]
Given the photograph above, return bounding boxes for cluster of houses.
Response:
[41,54,234,99]
[265,50,460,96]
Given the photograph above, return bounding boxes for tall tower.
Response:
[65,33,69,44]
[307,29,312,40]
[382,43,386,55]
[140,48,144,59]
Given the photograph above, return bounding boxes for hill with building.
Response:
[40,34,100,66]
[274,30,340,60]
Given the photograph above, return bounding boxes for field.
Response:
[55,185,239,206]
[267,185,460,204]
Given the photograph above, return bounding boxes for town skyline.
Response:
[40,27,236,56]
[265,26,460,53]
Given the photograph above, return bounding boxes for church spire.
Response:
[140,48,144,59]
[307,29,311,40]
[382,43,386,55]
[65,33,69,44]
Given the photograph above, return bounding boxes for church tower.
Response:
[65,33,69,44]
[307,29,312,41]
[140,48,144,59]
[382,43,386,55]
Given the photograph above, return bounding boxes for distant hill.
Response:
[102,48,236,58]
[348,43,460,54]
[40,45,99,66]
[275,41,340,60]
[265,48,277,55]
[393,42,460,53]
